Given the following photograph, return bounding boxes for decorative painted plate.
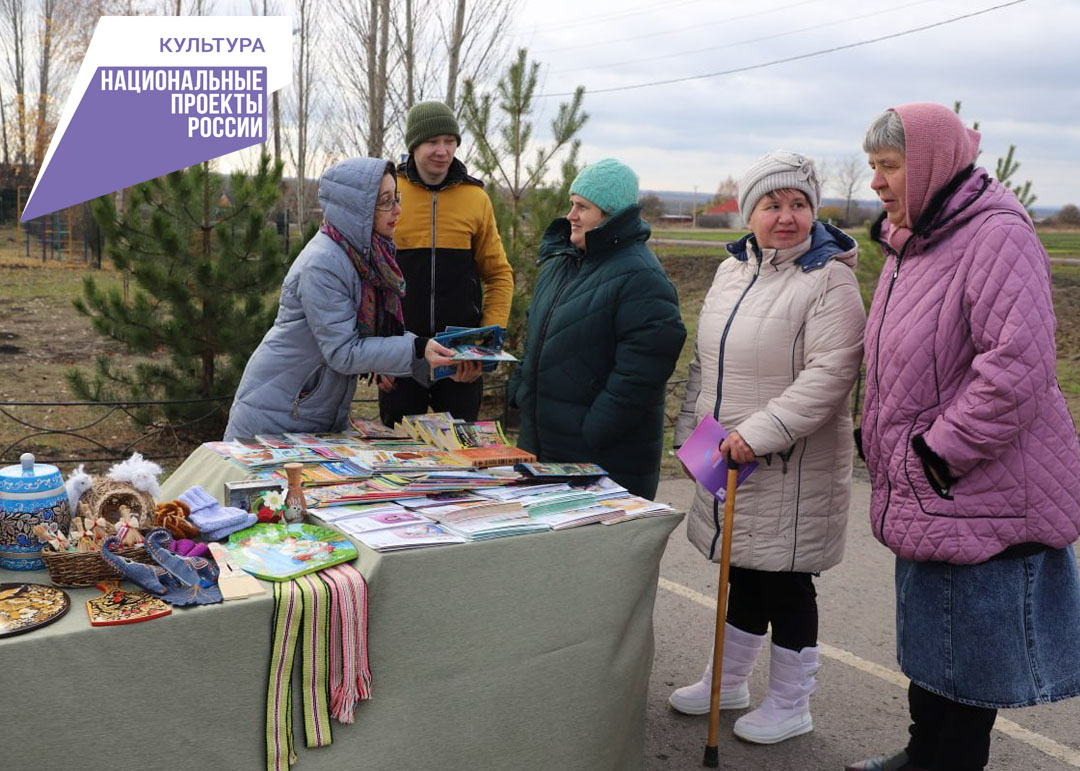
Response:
[0,583,70,638]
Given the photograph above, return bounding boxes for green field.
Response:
[656,226,1080,256]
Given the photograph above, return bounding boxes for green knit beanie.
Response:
[405,101,462,152]
[570,158,639,215]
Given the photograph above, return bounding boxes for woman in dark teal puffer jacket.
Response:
[508,158,686,499]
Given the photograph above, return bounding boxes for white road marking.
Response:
[658,576,1080,768]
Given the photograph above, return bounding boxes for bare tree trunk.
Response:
[0,83,8,167]
[370,0,389,156]
[292,0,315,227]
[1,0,29,178]
[445,0,466,109]
[32,0,54,173]
[364,0,378,156]
[404,0,414,105]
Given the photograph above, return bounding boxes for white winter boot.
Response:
[668,624,766,715]
[733,643,818,744]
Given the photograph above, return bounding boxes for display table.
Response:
[1,446,681,771]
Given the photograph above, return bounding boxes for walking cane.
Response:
[703,462,739,768]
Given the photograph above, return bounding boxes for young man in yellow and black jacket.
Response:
[377,100,514,426]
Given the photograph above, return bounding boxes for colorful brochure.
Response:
[675,416,758,502]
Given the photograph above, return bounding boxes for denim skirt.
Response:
[895,546,1080,708]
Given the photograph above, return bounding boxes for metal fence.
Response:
[0,378,693,469]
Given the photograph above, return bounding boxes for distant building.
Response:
[696,198,744,229]
[657,214,693,226]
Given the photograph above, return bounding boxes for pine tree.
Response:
[68,154,289,434]
[460,47,588,347]
[954,101,1037,215]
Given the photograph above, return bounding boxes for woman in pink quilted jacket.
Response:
[848,103,1080,771]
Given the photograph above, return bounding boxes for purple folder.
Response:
[676,416,758,502]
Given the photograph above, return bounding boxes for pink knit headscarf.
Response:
[892,102,981,227]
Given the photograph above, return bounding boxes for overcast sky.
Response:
[503,0,1078,207]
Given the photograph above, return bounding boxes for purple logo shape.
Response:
[23,66,266,221]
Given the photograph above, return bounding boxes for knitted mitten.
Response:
[177,486,256,540]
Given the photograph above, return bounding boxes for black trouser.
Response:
[725,566,818,651]
[378,376,483,426]
[906,683,997,771]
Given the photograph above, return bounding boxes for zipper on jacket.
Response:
[708,254,762,561]
[870,238,914,541]
[430,192,438,336]
[529,254,583,458]
[291,363,325,419]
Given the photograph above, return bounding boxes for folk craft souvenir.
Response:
[283,463,308,524]
[106,452,163,500]
[100,528,223,606]
[85,580,172,626]
[154,500,200,539]
[0,583,70,637]
[65,465,94,514]
[0,453,71,570]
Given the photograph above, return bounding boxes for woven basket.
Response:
[42,544,155,588]
[77,479,155,528]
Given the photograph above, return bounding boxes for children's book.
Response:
[334,509,435,534]
[253,434,295,449]
[270,460,371,486]
[313,502,411,523]
[453,420,508,448]
[353,523,468,551]
[444,515,550,541]
[224,523,358,581]
[516,462,607,478]
[432,325,517,381]
[349,416,411,439]
[530,505,625,530]
[675,415,758,502]
[449,445,537,469]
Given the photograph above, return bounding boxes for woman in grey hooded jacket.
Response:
[224,157,472,440]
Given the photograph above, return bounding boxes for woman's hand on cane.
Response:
[720,430,756,465]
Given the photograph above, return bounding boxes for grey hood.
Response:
[318,156,390,252]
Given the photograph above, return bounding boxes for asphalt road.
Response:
[644,476,1080,771]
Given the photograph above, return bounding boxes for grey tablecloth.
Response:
[1,445,681,771]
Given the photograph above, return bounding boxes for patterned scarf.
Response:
[321,221,405,337]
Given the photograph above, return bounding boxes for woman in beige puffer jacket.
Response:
[668,151,866,746]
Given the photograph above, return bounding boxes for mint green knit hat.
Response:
[570,158,639,215]
[405,101,461,152]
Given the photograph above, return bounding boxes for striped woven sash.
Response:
[265,564,372,771]
[266,581,301,771]
[321,564,373,722]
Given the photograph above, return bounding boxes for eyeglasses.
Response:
[374,192,401,211]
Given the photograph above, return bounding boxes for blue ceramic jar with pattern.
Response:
[0,453,71,570]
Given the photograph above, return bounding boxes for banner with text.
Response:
[21,15,291,222]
